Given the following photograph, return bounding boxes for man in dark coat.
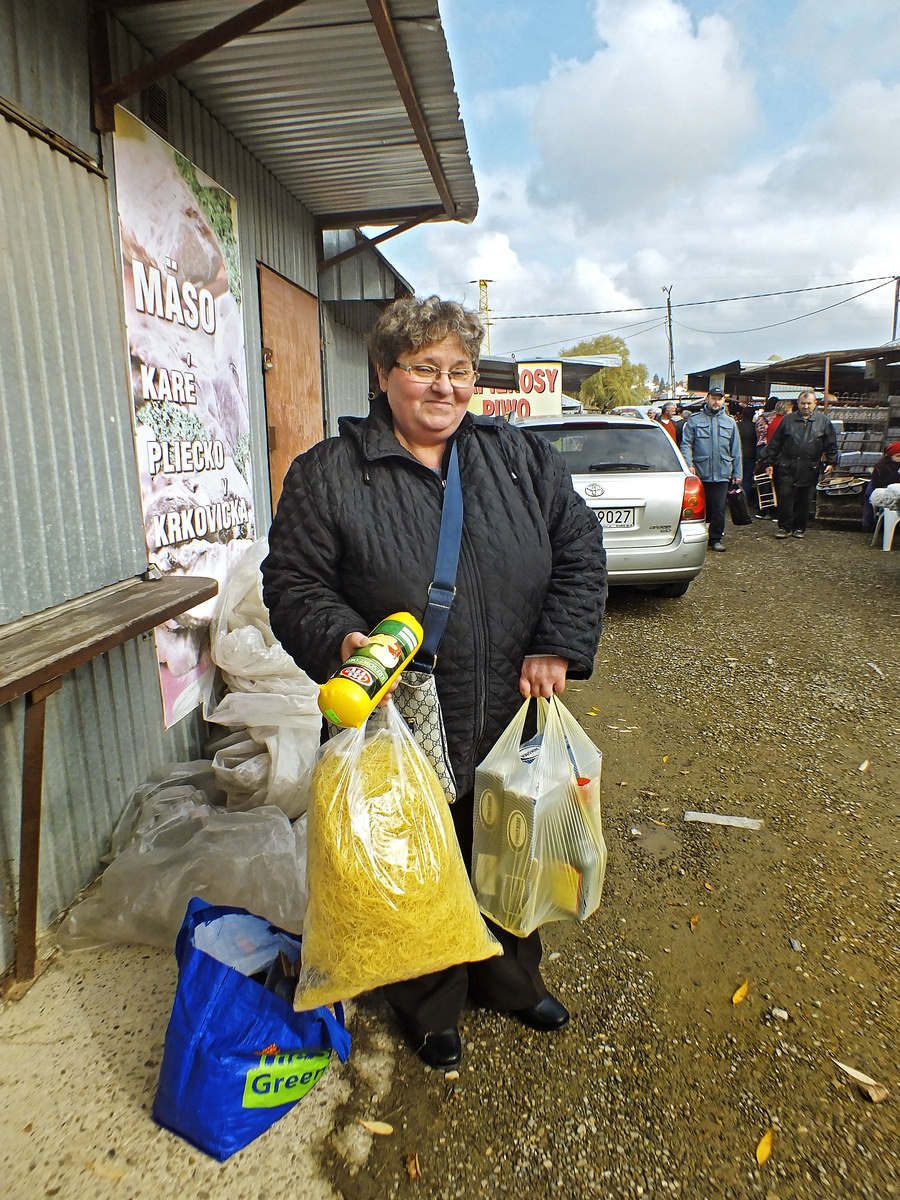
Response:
[760,390,838,538]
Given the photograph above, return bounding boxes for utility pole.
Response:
[470,279,493,353]
[662,285,675,398]
[892,276,900,342]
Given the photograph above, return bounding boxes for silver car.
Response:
[518,414,708,597]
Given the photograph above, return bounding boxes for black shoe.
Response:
[515,994,570,1031]
[417,1027,461,1068]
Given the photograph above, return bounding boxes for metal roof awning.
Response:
[96,0,478,262]
[687,345,900,399]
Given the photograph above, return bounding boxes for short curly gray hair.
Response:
[367,295,485,373]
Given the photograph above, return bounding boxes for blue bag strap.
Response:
[302,1000,351,1062]
[411,439,463,672]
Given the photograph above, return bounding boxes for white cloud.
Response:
[388,0,900,377]
[528,0,759,218]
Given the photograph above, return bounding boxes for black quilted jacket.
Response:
[262,395,607,795]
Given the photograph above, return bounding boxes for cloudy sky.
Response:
[383,0,900,385]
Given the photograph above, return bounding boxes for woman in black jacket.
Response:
[262,296,607,1068]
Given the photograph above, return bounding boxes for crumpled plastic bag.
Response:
[294,703,499,1010]
[203,538,322,819]
[58,772,308,951]
[871,482,900,511]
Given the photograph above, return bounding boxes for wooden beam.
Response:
[318,207,443,272]
[318,204,448,230]
[365,0,456,217]
[94,0,309,118]
[15,680,62,982]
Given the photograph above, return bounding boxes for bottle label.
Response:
[336,619,419,701]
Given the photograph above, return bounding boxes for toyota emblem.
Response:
[584,483,606,498]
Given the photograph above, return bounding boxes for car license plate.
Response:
[594,507,635,528]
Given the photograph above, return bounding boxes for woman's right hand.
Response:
[340,632,369,661]
[340,631,401,704]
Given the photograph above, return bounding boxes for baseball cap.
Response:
[707,387,724,396]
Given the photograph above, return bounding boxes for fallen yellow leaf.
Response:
[360,1120,394,1135]
[859,760,869,772]
[649,818,668,827]
[732,979,749,1005]
[690,914,699,932]
[756,1127,774,1165]
[662,755,669,762]
[704,883,714,891]
[405,1152,423,1180]
[680,769,690,775]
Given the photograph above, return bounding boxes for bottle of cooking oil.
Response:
[317,612,424,728]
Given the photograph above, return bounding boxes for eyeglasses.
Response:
[393,361,478,386]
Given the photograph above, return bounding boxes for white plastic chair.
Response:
[871,507,900,551]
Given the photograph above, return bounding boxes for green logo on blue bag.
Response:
[242,1050,330,1108]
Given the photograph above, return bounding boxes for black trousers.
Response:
[702,480,729,544]
[774,473,815,533]
[381,787,547,1039]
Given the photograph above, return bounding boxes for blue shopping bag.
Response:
[153,897,351,1161]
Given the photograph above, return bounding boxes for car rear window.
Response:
[527,422,682,472]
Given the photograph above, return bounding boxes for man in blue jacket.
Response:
[680,388,742,552]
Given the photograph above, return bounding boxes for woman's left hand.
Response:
[519,655,568,699]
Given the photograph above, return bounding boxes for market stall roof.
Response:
[476,356,609,393]
[99,0,478,248]
[687,344,900,398]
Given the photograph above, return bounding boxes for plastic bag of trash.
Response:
[208,537,317,697]
[471,695,606,937]
[59,779,308,951]
[204,537,321,818]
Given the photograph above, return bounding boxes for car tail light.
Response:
[681,476,706,521]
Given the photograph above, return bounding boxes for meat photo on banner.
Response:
[114,108,255,726]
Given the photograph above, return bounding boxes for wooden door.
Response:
[258,264,323,509]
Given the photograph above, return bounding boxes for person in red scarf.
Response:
[862,441,900,530]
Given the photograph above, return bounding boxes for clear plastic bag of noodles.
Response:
[294,702,500,1010]
[471,695,606,937]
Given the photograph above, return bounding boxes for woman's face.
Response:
[377,335,476,446]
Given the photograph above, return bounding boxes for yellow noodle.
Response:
[295,725,500,1011]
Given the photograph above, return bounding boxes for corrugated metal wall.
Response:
[0,1,351,972]
[0,115,150,625]
[321,304,380,437]
[0,0,97,156]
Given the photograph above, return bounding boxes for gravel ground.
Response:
[1,518,896,1200]
[324,517,900,1200]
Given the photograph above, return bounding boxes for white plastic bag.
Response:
[59,780,308,951]
[208,537,318,697]
[471,695,606,937]
[204,537,322,818]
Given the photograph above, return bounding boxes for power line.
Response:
[508,317,666,357]
[674,279,895,336]
[488,275,897,321]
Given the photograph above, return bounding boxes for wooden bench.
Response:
[0,574,218,983]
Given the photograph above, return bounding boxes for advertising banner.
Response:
[114,108,255,726]
[469,361,563,420]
